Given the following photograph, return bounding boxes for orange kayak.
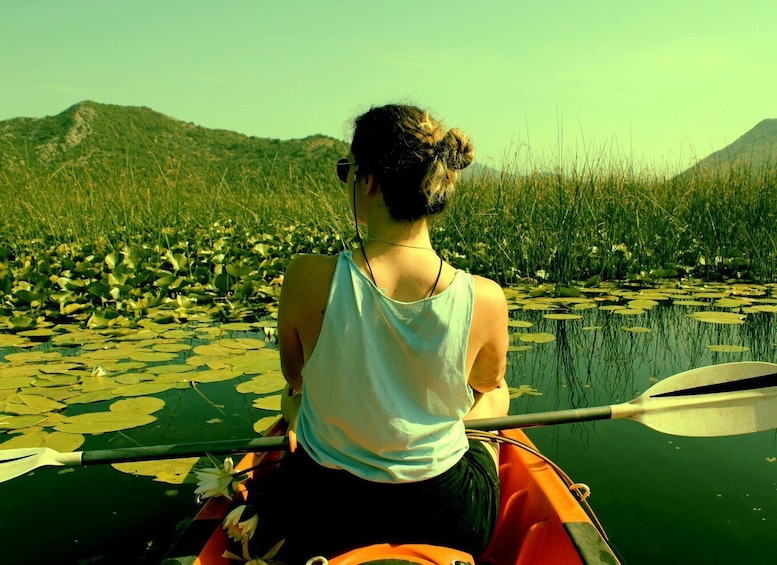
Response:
[164,419,619,564]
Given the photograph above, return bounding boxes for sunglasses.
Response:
[336,158,356,183]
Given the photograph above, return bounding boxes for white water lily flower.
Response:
[223,504,259,543]
[194,456,240,500]
[91,366,107,378]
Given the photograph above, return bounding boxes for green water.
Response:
[2,302,777,564]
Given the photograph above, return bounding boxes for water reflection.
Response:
[505,297,777,565]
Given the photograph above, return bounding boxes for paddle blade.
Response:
[0,447,82,484]
[628,362,777,437]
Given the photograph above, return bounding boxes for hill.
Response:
[682,118,777,177]
[0,101,350,188]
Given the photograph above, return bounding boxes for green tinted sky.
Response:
[1,0,775,171]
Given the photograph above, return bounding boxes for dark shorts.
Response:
[275,439,499,563]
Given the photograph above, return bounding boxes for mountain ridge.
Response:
[0,100,350,188]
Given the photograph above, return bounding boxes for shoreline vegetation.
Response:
[1,143,777,331]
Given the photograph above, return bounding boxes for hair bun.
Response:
[440,128,474,170]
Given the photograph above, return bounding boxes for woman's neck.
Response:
[364,208,432,248]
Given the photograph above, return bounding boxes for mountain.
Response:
[0,101,350,187]
[683,119,777,177]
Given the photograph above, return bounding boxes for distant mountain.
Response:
[682,119,777,177]
[0,101,350,187]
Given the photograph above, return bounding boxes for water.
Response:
[509,303,777,564]
[1,299,777,563]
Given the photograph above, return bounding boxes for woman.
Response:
[276,104,509,562]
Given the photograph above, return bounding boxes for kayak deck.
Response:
[164,421,618,564]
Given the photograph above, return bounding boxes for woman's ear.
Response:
[365,173,381,196]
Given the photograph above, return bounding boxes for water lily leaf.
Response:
[4,351,63,364]
[0,376,35,389]
[253,416,278,434]
[236,372,286,395]
[226,350,281,375]
[509,384,543,398]
[715,298,746,308]
[112,457,200,484]
[129,351,178,363]
[252,395,282,411]
[17,394,67,413]
[0,430,84,452]
[110,396,166,414]
[508,345,533,352]
[147,364,195,375]
[507,320,533,328]
[219,338,265,350]
[111,382,185,397]
[64,390,118,404]
[544,313,583,321]
[628,299,659,310]
[18,328,56,340]
[0,334,31,348]
[744,305,777,313]
[613,308,645,316]
[518,332,556,344]
[39,362,83,374]
[220,322,254,331]
[33,374,80,387]
[689,311,746,325]
[54,412,157,434]
[622,327,651,333]
[192,343,235,357]
[706,345,750,353]
[0,414,48,429]
[571,302,598,310]
[189,368,243,383]
[152,343,192,353]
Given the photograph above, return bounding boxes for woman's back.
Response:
[296,251,475,482]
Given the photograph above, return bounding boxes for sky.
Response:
[2,0,776,173]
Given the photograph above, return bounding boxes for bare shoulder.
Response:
[283,253,338,282]
[471,274,508,310]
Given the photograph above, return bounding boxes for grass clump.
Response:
[1,145,777,330]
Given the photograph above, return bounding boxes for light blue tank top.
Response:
[296,251,475,483]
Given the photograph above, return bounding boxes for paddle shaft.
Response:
[465,405,615,431]
[77,409,616,466]
[75,410,596,466]
[79,435,289,466]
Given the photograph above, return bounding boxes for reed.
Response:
[2,150,776,286]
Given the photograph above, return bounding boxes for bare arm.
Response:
[468,276,509,394]
[277,254,337,393]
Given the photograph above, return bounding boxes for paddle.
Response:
[2,361,776,484]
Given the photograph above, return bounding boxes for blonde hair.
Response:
[351,105,474,221]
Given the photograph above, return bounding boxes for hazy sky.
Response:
[2,0,775,172]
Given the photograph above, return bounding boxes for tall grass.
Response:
[1,151,776,285]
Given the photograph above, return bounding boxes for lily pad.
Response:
[706,345,750,353]
[110,396,166,414]
[236,372,286,395]
[622,327,651,333]
[54,412,157,434]
[689,311,746,325]
[112,457,200,484]
[517,333,556,344]
[507,320,533,329]
[509,384,542,398]
[0,414,48,430]
[0,429,84,452]
[544,313,583,321]
[253,416,279,434]
[252,395,282,411]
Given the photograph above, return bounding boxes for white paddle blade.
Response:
[627,389,777,437]
[618,362,777,437]
[0,448,83,484]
